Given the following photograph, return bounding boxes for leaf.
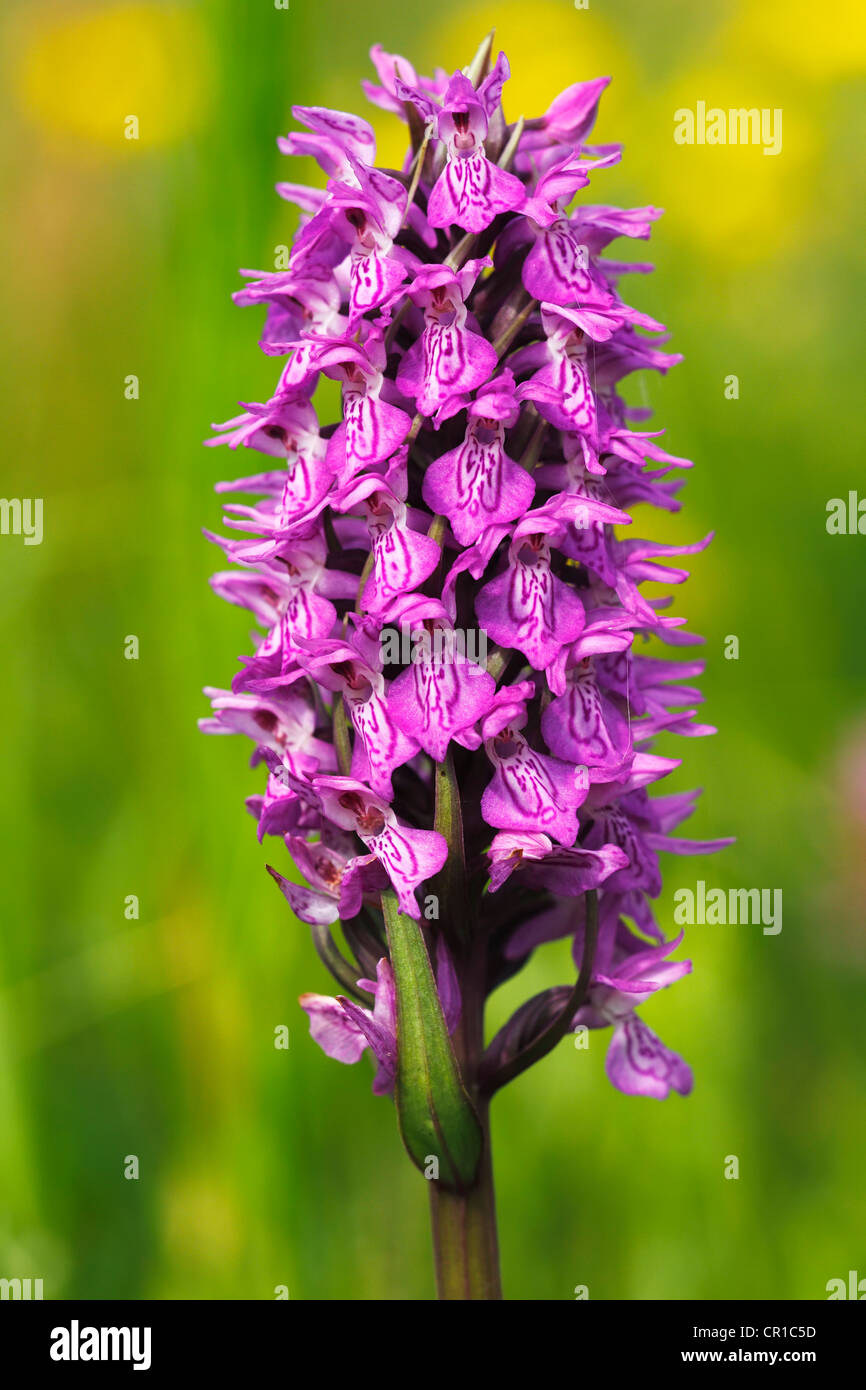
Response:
[382,890,483,1191]
[432,750,470,947]
[332,692,353,776]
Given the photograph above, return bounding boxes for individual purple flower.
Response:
[277,104,377,180]
[199,683,331,778]
[297,632,419,797]
[338,472,441,615]
[398,57,525,233]
[300,937,460,1095]
[480,698,589,846]
[541,657,633,778]
[519,149,622,306]
[396,260,498,417]
[301,957,398,1094]
[280,330,413,483]
[208,530,345,676]
[314,774,447,919]
[487,831,629,895]
[516,75,611,169]
[233,261,347,351]
[325,159,415,323]
[207,394,338,534]
[421,371,537,544]
[361,45,449,120]
[475,510,606,671]
[267,828,387,924]
[383,594,497,762]
[572,928,693,1100]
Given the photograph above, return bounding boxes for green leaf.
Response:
[332,692,352,776]
[382,890,483,1191]
[465,31,494,87]
[432,750,469,948]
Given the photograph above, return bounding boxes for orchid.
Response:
[201,34,730,1301]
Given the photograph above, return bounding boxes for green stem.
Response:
[429,1098,502,1300]
[429,942,503,1299]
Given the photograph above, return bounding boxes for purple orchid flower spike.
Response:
[201,34,730,1301]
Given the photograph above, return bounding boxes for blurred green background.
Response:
[1,0,865,1300]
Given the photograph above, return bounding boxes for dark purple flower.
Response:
[396,260,499,416]
[398,57,525,233]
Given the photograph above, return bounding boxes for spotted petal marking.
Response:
[542,667,631,775]
[606,1016,693,1099]
[349,248,407,321]
[417,321,496,414]
[429,152,525,234]
[366,824,447,918]
[348,689,417,798]
[343,388,411,473]
[524,224,595,305]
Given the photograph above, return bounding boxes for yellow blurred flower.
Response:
[655,64,818,261]
[14,2,213,152]
[732,0,866,80]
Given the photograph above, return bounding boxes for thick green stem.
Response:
[429,1098,502,1300]
[428,944,502,1299]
